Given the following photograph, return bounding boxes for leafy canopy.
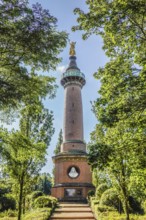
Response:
[0,0,68,108]
[74,0,146,218]
[54,129,63,155]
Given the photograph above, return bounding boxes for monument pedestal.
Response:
[51,152,94,202]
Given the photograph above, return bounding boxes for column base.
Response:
[51,183,94,202]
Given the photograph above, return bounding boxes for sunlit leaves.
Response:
[0,0,68,109]
[75,0,146,217]
[54,129,63,155]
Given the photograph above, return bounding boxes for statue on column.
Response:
[69,41,76,56]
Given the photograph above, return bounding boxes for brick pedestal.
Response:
[52,152,94,201]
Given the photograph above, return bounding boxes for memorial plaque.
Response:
[64,188,82,197]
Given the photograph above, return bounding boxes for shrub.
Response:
[142,200,146,214]
[7,209,17,217]
[33,196,57,209]
[0,195,16,212]
[31,191,44,200]
[0,211,6,218]
[89,197,99,219]
[0,209,17,219]
[26,191,44,210]
[97,205,116,212]
[96,183,108,199]
[87,190,95,201]
[92,199,99,207]
[99,188,122,212]
[129,196,144,214]
[23,208,52,220]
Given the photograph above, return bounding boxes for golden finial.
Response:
[69,41,76,56]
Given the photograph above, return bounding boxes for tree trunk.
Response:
[23,196,25,214]
[122,193,130,220]
[18,174,24,220]
[118,160,130,220]
[125,201,130,220]
[121,165,130,220]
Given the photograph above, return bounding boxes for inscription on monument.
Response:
[64,188,82,197]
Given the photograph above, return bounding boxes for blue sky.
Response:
[4,0,109,174]
[37,0,109,174]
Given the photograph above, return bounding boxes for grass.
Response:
[0,208,52,220]
[0,218,17,220]
[23,208,52,220]
[0,210,17,220]
[0,217,17,220]
[96,211,146,220]
[89,197,146,220]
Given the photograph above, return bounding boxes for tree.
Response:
[0,131,46,220]
[73,0,146,62]
[0,101,54,220]
[74,1,146,219]
[34,173,52,195]
[0,0,68,109]
[54,129,63,155]
[0,178,16,212]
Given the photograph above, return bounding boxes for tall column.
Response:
[51,43,94,202]
[61,55,86,152]
[64,84,83,141]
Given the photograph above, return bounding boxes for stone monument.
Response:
[51,43,94,202]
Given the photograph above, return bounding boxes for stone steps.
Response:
[55,207,91,212]
[50,203,96,220]
[59,204,89,207]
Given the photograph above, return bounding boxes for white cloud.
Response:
[56,65,67,73]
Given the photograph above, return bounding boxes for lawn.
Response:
[0,208,52,220]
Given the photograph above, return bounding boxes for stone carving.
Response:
[68,166,79,178]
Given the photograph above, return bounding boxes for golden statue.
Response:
[69,41,76,56]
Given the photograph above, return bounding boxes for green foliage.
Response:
[23,208,52,220]
[128,196,144,215]
[73,0,146,63]
[33,196,57,209]
[0,100,55,220]
[142,200,146,214]
[88,143,113,170]
[97,205,116,213]
[34,173,52,195]
[0,130,47,220]
[0,0,68,109]
[89,197,146,220]
[54,129,63,155]
[92,168,111,188]
[87,190,95,199]
[1,130,47,179]
[100,188,121,212]
[0,209,17,218]
[0,195,16,212]
[0,180,16,212]
[25,191,43,211]
[6,210,17,218]
[74,1,146,219]
[20,105,55,146]
[90,197,99,219]
[30,191,44,200]
[91,198,99,210]
[0,2,62,218]
[96,183,109,199]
